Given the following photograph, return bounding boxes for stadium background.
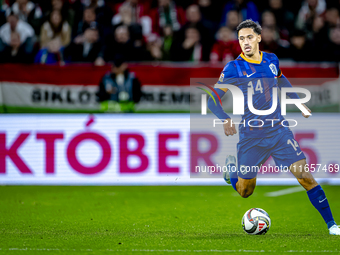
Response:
[1,0,339,185]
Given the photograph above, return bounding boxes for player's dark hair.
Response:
[236,19,262,35]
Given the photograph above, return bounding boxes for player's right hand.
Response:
[223,118,237,136]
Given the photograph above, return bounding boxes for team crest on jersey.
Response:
[239,165,248,176]
[219,73,224,82]
[269,63,278,75]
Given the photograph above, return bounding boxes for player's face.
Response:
[238,28,261,58]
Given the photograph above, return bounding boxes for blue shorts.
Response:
[237,129,306,179]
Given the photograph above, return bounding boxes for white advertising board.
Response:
[0,114,339,185]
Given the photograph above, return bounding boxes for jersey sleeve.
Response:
[216,61,239,92]
[272,53,300,99]
[207,61,239,122]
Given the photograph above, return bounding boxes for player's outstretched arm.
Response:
[207,88,237,136]
[277,74,301,100]
[277,74,312,118]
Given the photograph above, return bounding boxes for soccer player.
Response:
[207,19,340,235]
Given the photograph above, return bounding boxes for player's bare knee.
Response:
[298,176,318,191]
[290,159,306,176]
[293,162,318,190]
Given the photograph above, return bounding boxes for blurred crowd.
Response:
[0,0,339,65]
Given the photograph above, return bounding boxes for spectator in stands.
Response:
[220,0,260,26]
[74,6,95,37]
[261,10,275,28]
[261,11,289,41]
[65,22,102,63]
[75,0,113,27]
[97,55,142,112]
[176,4,213,61]
[222,10,242,36]
[104,24,147,62]
[40,10,71,49]
[146,24,174,61]
[171,26,202,61]
[112,0,152,38]
[6,0,43,35]
[0,31,31,63]
[150,0,186,35]
[161,24,173,60]
[145,21,173,60]
[311,7,340,47]
[0,12,35,55]
[312,7,340,46]
[111,3,144,48]
[267,0,295,32]
[113,0,151,17]
[325,7,340,28]
[311,15,328,47]
[34,37,66,64]
[0,0,338,64]
[197,0,223,25]
[146,33,163,60]
[287,29,314,61]
[296,0,326,31]
[0,1,8,27]
[259,26,286,57]
[91,0,114,26]
[74,5,110,40]
[210,26,240,64]
[48,0,75,29]
[324,27,340,62]
[183,4,208,33]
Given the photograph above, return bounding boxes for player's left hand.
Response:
[302,104,312,118]
[223,118,237,136]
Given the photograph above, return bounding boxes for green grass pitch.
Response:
[1,185,340,254]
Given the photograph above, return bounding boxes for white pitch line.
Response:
[265,186,305,197]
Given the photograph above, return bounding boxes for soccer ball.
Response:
[242,208,271,235]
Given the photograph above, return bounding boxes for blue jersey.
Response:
[217,51,288,139]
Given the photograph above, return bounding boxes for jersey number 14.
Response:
[248,80,263,94]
